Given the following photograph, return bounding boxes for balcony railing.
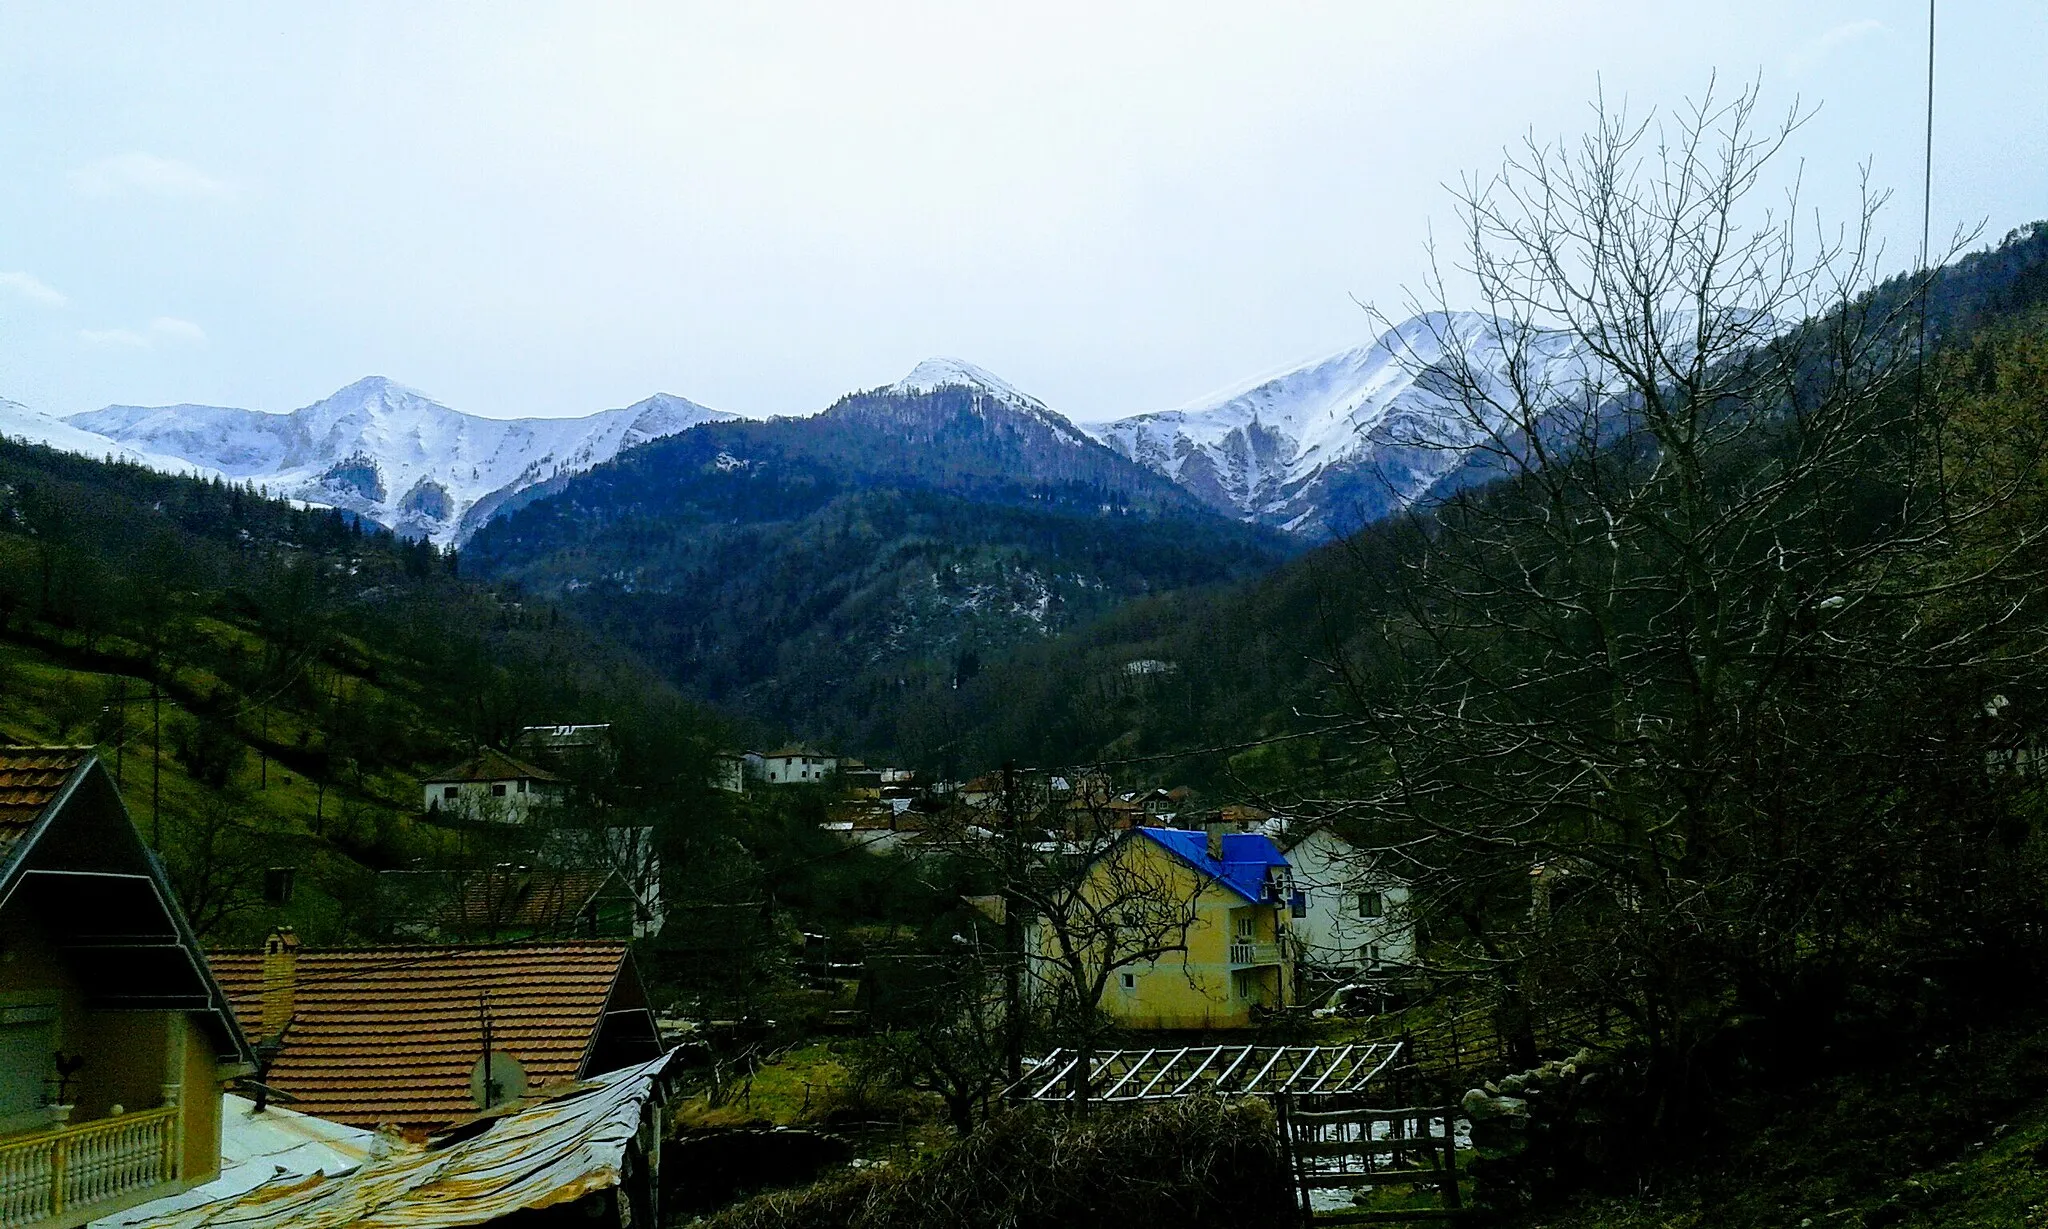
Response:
[0,1106,179,1229]
[1228,941,1284,967]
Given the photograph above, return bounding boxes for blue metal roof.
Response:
[1135,828,1289,903]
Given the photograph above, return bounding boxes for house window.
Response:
[1235,914,1256,940]
[1359,944,1382,968]
[0,1006,58,1125]
[443,785,459,800]
[1357,891,1384,919]
[492,783,507,797]
[1120,972,1137,992]
[516,779,528,794]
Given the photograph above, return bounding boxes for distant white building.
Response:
[746,746,838,786]
[422,748,562,822]
[710,752,746,793]
[1274,823,1413,974]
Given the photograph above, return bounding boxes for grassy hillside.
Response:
[0,438,722,944]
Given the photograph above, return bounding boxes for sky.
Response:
[0,2,2040,424]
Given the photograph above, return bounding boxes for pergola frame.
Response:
[1005,1042,1404,1103]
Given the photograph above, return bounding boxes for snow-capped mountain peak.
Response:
[1089,311,1593,537]
[66,379,736,546]
[890,357,1045,409]
[873,357,1091,448]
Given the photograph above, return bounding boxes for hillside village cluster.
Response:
[0,730,1412,1228]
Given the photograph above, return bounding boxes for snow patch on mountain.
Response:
[69,377,735,546]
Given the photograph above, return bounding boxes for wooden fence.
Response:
[1274,1097,1465,1225]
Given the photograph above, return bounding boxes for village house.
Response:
[838,759,883,799]
[745,746,838,786]
[512,723,614,770]
[420,748,561,822]
[710,752,746,793]
[371,866,644,942]
[1033,827,1298,1030]
[1274,821,1414,976]
[206,934,663,1134]
[0,747,255,1229]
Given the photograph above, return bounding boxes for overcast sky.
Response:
[0,2,2039,423]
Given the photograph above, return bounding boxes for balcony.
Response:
[1228,941,1285,967]
[0,1107,179,1229]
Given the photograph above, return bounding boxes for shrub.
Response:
[705,1096,1293,1229]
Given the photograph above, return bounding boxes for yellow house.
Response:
[0,748,254,1229]
[1032,827,1298,1030]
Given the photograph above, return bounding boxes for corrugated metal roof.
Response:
[93,1095,385,1226]
[0,745,89,865]
[207,943,636,1129]
[100,1052,675,1228]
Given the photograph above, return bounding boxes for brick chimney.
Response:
[261,928,301,1040]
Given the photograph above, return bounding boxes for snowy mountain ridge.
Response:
[1086,312,1595,536]
[67,377,736,546]
[5,314,1602,549]
[0,395,227,481]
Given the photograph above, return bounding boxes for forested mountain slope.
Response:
[465,363,1294,742]
[917,221,2048,783]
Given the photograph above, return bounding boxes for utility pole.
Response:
[1001,759,1024,1085]
[151,678,162,846]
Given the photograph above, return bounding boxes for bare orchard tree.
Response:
[855,937,1010,1134]
[924,775,1202,1106]
[1330,78,2023,1108]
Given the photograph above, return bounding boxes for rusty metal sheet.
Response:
[113,1051,674,1228]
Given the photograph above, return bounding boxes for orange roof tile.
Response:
[207,942,638,1129]
[0,746,90,865]
[421,747,560,785]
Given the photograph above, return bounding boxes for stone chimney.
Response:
[261,928,301,1040]
[1206,827,1224,862]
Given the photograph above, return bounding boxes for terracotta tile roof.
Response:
[0,746,90,866]
[207,942,636,1129]
[456,870,615,932]
[422,747,560,785]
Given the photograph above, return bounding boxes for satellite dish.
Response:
[470,1051,527,1109]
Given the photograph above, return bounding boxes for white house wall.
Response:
[1285,828,1414,971]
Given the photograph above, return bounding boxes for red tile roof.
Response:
[207,942,638,1129]
[446,869,615,933]
[421,747,560,785]
[0,746,90,865]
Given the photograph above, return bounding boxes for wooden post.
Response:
[1275,1092,1311,1227]
[1439,1106,1463,1210]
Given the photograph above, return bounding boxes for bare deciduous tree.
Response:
[1328,79,2023,1108]
[926,776,1203,1106]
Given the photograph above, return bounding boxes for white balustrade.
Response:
[0,1107,178,1228]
